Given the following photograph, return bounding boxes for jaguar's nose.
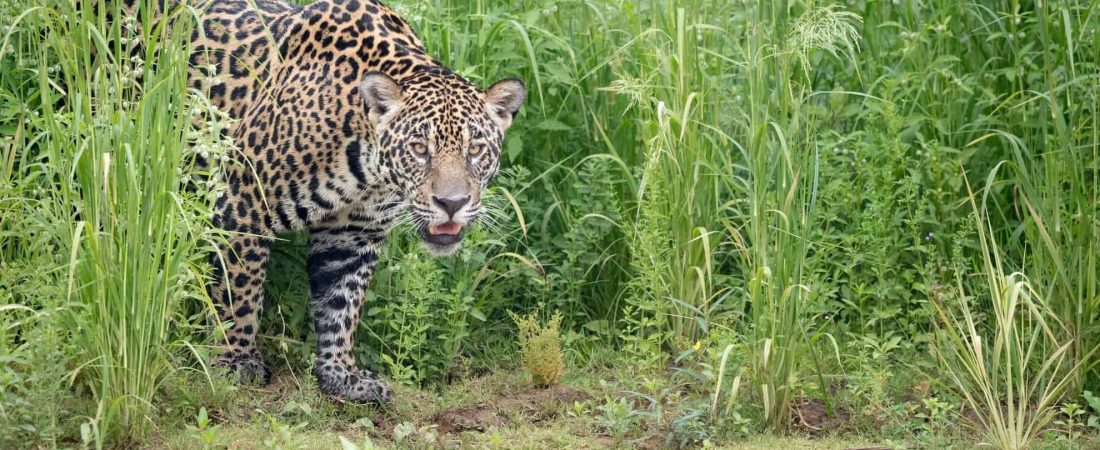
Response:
[432,195,470,218]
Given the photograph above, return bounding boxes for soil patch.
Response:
[791,398,849,437]
[434,403,504,433]
[433,384,589,434]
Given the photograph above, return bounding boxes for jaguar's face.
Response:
[360,70,525,255]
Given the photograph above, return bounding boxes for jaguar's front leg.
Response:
[307,217,391,404]
[210,234,273,385]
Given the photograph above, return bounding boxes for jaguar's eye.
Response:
[468,143,487,157]
[409,142,429,155]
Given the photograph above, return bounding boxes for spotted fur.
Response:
[127,0,525,403]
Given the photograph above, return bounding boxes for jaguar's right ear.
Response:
[360,72,403,126]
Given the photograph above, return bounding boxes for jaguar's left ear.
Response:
[483,78,526,130]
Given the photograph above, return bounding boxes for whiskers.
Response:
[380,207,420,237]
[368,197,420,237]
[474,202,511,238]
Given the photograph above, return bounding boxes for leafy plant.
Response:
[392,421,416,444]
[185,407,223,450]
[262,413,308,450]
[845,334,902,421]
[595,396,637,442]
[362,247,482,386]
[1083,391,1100,433]
[1053,402,1087,443]
[666,406,710,449]
[914,397,955,435]
[510,310,564,387]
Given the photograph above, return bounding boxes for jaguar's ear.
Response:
[483,78,526,130]
[360,72,403,126]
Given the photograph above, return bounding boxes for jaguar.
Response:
[126,0,526,404]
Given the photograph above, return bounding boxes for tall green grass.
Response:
[13,1,223,444]
[1007,0,1100,392]
[724,3,859,430]
[597,1,733,360]
[932,173,1096,450]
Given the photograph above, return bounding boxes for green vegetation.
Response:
[510,310,564,387]
[2,0,1098,448]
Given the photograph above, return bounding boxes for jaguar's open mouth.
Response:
[418,221,466,247]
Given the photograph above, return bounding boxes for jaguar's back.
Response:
[186,0,296,119]
[166,0,433,121]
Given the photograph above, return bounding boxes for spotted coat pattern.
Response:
[126,0,526,403]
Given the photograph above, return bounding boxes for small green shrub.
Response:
[594,396,637,442]
[364,249,478,386]
[185,407,223,450]
[509,311,564,387]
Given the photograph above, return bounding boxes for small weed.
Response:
[510,310,565,387]
[595,396,637,442]
[281,401,314,422]
[717,406,753,439]
[392,421,416,443]
[185,407,223,450]
[1053,403,1087,443]
[261,413,308,450]
[667,406,710,449]
[568,399,593,418]
[914,397,955,435]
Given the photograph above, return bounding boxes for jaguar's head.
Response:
[360,69,525,255]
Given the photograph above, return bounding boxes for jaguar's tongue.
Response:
[428,221,462,236]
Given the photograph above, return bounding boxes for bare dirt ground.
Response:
[432,384,590,434]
